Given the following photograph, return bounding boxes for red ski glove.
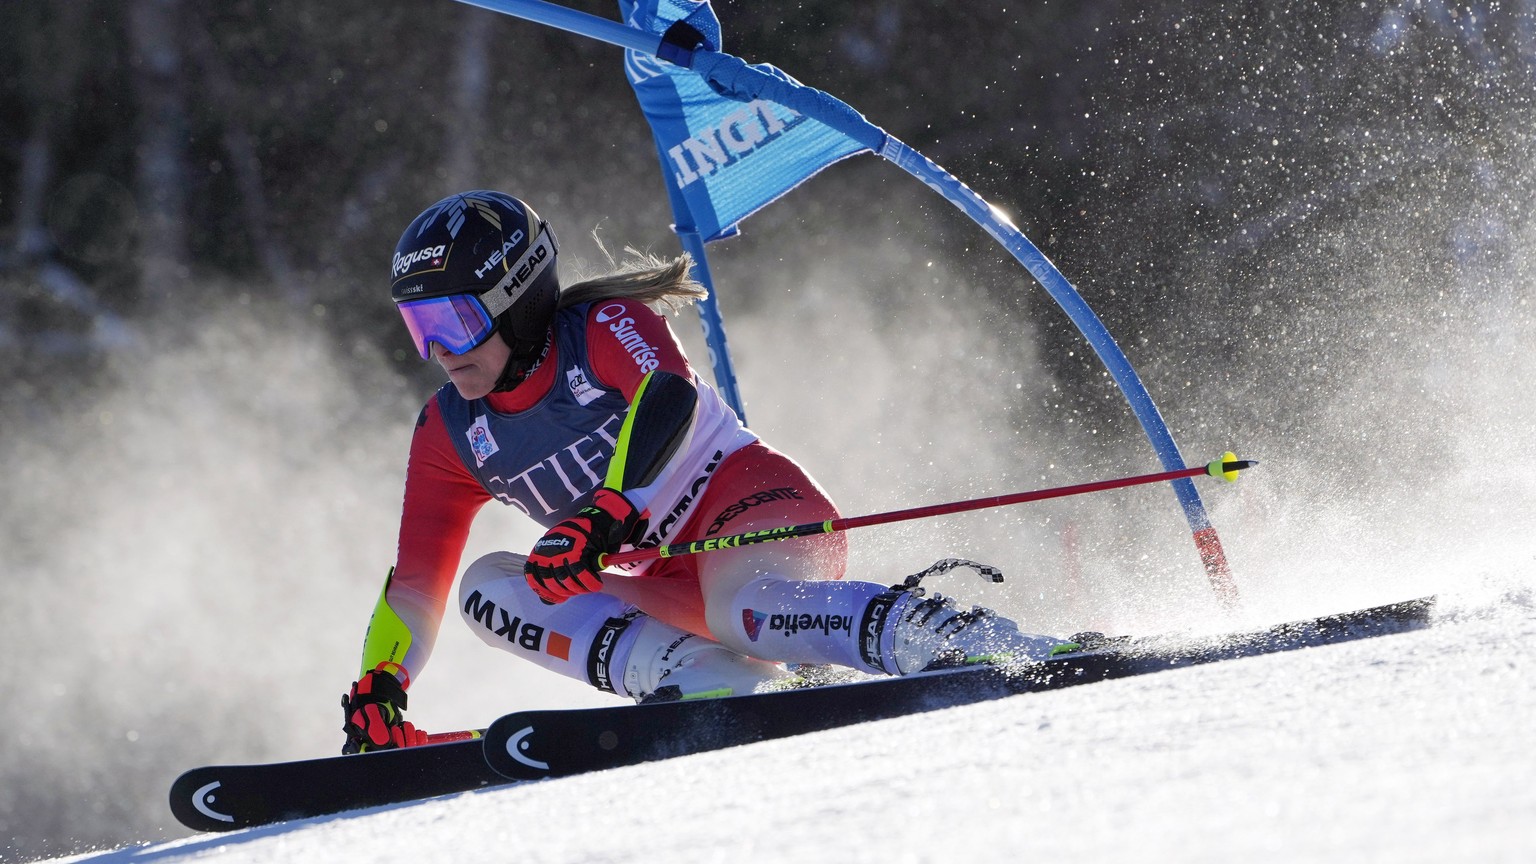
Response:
[341,668,429,754]
[525,488,644,604]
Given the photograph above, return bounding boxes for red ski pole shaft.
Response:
[601,456,1256,568]
[423,729,483,745]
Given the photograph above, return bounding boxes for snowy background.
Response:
[5,1,1536,861]
[48,588,1536,863]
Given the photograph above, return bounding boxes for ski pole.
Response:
[423,729,483,745]
[600,454,1256,568]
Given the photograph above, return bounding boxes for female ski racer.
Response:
[341,190,1067,752]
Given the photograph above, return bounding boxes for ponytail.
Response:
[558,249,706,312]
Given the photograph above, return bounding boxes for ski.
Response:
[168,735,506,832]
[483,595,1435,780]
[168,596,1433,830]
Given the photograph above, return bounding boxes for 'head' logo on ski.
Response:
[192,781,234,824]
[506,725,550,771]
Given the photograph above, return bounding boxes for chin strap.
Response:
[492,327,554,392]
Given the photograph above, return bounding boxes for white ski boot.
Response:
[869,558,1070,674]
[881,591,1065,673]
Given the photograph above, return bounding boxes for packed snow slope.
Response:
[53,583,1536,864]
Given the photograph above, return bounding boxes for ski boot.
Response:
[876,559,1071,674]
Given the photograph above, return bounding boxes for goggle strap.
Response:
[480,225,557,318]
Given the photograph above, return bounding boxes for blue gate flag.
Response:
[443,0,1241,609]
[618,0,871,241]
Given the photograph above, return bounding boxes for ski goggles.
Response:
[395,227,557,359]
[396,293,497,359]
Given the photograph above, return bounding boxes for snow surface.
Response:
[51,585,1536,864]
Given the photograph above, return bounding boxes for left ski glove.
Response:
[341,668,429,754]
[525,488,644,604]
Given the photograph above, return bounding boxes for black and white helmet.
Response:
[390,191,559,372]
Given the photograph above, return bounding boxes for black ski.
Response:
[168,596,1432,831]
[168,735,506,832]
[483,595,1434,780]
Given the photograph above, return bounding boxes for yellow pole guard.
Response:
[1205,451,1241,482]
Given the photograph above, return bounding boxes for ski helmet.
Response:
[390,190,560,371]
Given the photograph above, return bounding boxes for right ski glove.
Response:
[524,488,644,604]
[341,668,429,754]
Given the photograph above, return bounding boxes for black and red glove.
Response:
[341,668,429,754]
[524,488,644,604]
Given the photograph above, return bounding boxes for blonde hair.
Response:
[558,248,707,312]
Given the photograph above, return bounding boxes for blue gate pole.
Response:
[674,227,747,424]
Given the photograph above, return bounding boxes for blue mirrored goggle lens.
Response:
[397,294,495,359]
